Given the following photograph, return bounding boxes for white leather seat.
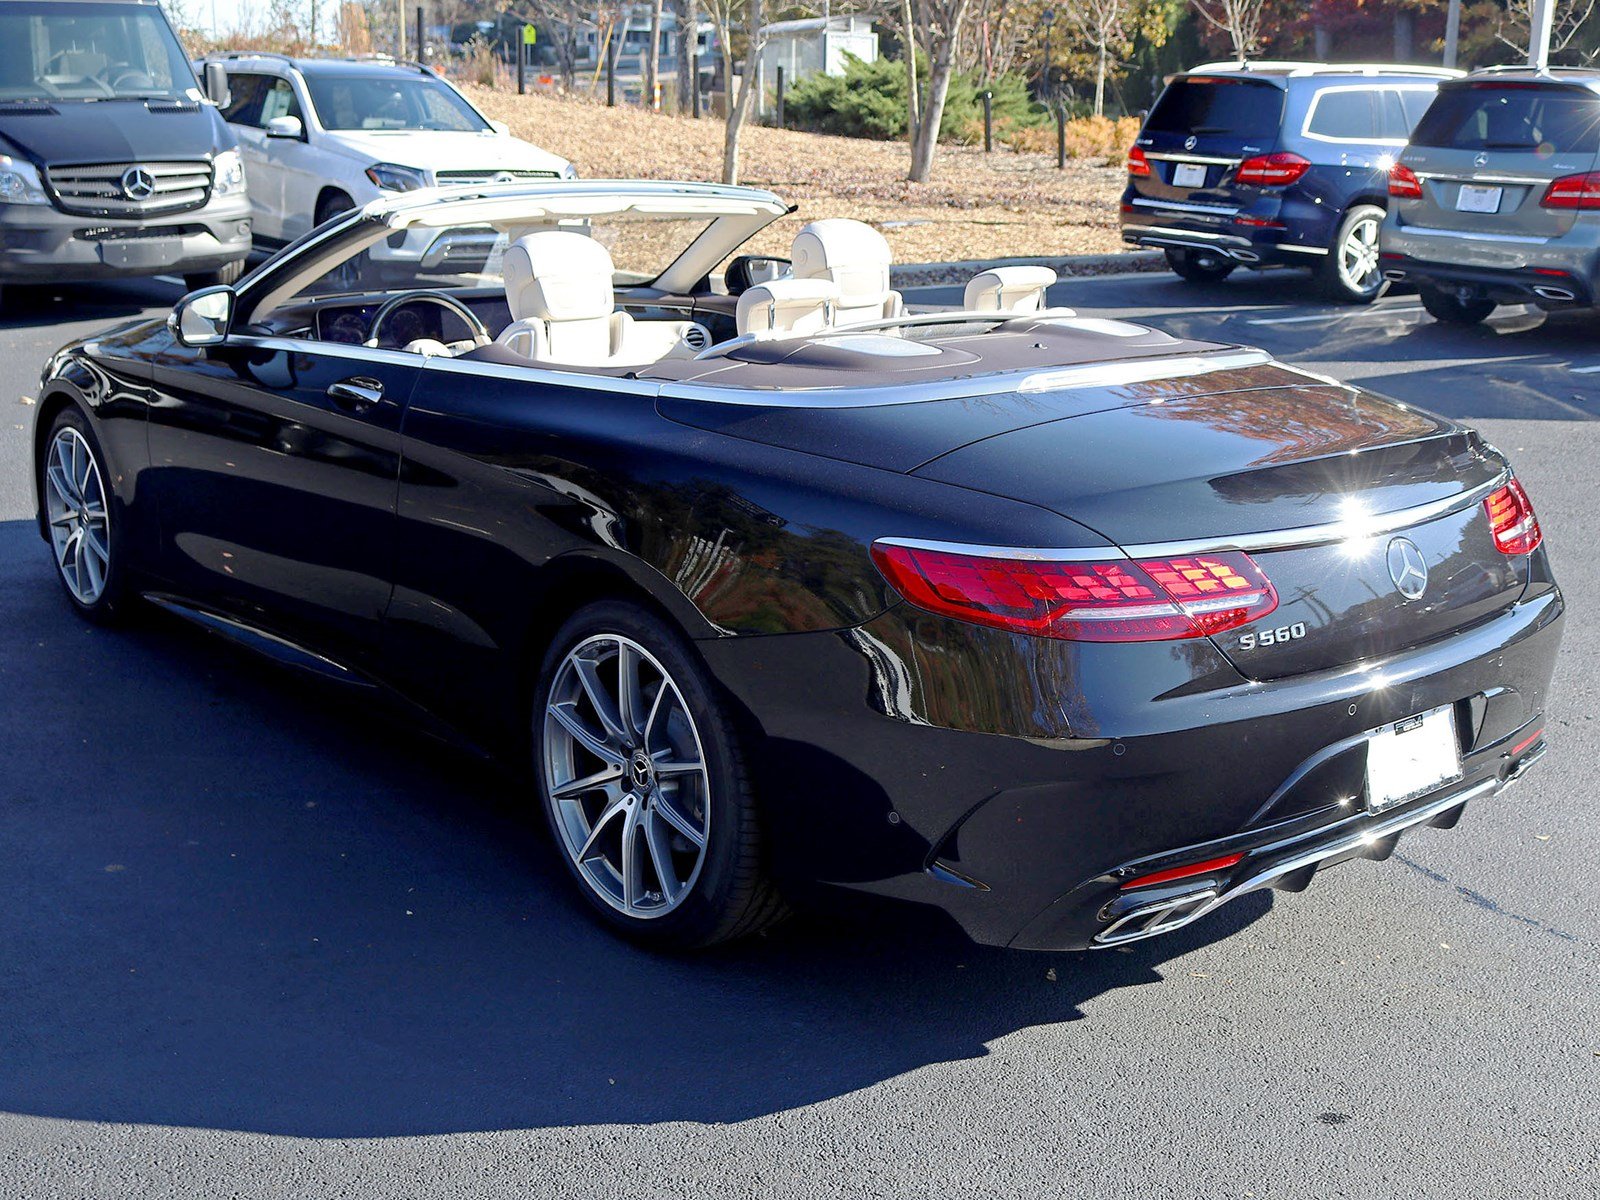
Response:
[963,266,1058,314]
[735,277,841,336]
[496,230,703,367]
[789,219,903,326]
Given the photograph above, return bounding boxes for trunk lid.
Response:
[914,385,1523,681]
[1132,76,1285,205]
[1400,81,1600,240]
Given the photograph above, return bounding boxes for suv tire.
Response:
[1419,286,1495,326]
[1319,204,1389,304]
[1165,247,1236,284]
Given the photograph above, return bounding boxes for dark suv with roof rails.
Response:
[1381,66,1600,325]
[1121,61,1460,302]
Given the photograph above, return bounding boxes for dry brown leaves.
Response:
[465,85,1130,264]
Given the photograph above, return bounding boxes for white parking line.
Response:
[1247,306,1424,326]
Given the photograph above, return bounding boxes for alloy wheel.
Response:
[43,426,111,606]
[542,634,711,919]
[1337,213,1383,296]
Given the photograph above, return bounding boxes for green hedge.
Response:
[781,54,1045,145]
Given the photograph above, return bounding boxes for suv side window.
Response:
[259,77,303,126]
[219,71,269,125]
[1306,89,1378,141]
[1397,89,1434,130]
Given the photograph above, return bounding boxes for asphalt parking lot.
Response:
[1,270,1595,1199]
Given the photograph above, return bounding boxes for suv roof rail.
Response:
[1187,60,1463,79]
[199,50,432,73]
[203,49,298,64]
[1469,63,1600,77]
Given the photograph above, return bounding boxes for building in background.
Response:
[758,14,877,84]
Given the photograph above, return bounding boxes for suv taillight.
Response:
[1234,152,1310,187]
[869,543,1279,642]
[1388,163,1423,199]
[1541,171,1600,210]
[1484,480,1542,555]
[1127,145,1152,177]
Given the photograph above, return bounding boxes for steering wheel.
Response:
[363,290,491,351]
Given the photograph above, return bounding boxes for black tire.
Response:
[182,259,246,292]
[315,191,355,227]
[532,599,786,950]
[1165,246,1236,284]
[37,405,132,625]
[1419,286,1495,326]
[1317,203,1389,304]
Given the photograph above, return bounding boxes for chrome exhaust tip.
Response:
[1382,269,1408,281]
[1533,285,1576,301]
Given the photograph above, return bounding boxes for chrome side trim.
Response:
[1413,171,1551,186]
[879,471,1508,563]
[1130,197,1240,215]
[1278,243,1330,255]
[1395,225,1551,246]
[1092,777,1500,948]
[1125,225,1250,245]
[1145,151,1241,166]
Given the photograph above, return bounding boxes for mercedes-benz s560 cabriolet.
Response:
[32,181,1562,951]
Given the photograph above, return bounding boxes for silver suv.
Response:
[1381,66,1600,325]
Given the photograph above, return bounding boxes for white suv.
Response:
[201,53,575,248]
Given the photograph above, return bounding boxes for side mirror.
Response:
[202,61,231,108]
[169,286,234,348]
[724,254,791,295]
[265,115,304,140]
[489,119,510,136]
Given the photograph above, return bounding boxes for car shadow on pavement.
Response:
[0,519,1269,1137]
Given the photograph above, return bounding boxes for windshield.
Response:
[1411,84,1600,153]
[303,73,489,132]
[1145,78,1284,140]
[0,1,194,102]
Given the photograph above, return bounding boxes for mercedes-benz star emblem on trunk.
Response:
[1184,135,1198,151]
[1387,537,1429,601]
[120,166,156,201]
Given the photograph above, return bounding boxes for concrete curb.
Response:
[891,250,1164,288]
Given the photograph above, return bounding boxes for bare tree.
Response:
[1062,0,1126,116]
[519,0,590,90]
[1496,0,1599,63]
[908,0,977,182]
[1189,0,1267,62]
[645,0,664,108]
[705,0,768,184]
[676,0,701,112]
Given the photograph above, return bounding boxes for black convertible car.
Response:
[32,181,1562,951]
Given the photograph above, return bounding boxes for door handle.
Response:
[327,377,384,413]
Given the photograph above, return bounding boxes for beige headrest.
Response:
[790,219,892,308]
[736,277,841,335]
[502,231,614,323]
[963,266,1059,314]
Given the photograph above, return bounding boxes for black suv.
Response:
[1122,61,1459,301]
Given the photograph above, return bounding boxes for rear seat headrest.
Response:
[502,230,614,324]
[963,265,1058,314]
[736,277,842,336]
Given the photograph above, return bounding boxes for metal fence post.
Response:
[517,34,526,93]
[691,49,700,117]
[776,65,784,127]
[1056,105,1066,170]
[983,90,992,153]
[415,6,424,66]
[607,30,616,106]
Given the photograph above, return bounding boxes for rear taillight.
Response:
[869,543,1279,643]
[1234,152,1310,187]
[1388,162,1423,199]
[1120,852,1246,891]
[1484,479,1542,555]
[1127,145,1151,177]
[1541,171,1600,210]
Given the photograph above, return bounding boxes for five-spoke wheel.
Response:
[42,416,117,612]
[534,601,785,947]
[1321,204,1389,303]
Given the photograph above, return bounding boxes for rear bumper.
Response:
[704,571,1563,953]
[1119,191,1334,266]
[1380,220,1600,306]
[0,194,252,283]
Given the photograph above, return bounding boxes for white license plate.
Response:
[1173,162,1208,188]
[1366,706,1462,813]
[1456,184,1504,214]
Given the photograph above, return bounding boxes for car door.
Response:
[143,331,423,665]
[219,71,279,238]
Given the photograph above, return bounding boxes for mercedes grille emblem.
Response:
[492,170,516,184]
[1474,152,1489,168]
[120,166,156,201]
[1184,135,1198,151]
[1387,537,1429,601]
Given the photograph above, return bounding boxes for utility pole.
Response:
[1527,0,1555,69]
[1442,0,1461,68]
[397,0,406,58]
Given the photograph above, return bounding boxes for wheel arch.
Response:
[314,186,354,222]
[30,385,87,539]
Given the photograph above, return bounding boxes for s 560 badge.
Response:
[1238,622,1307,650]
